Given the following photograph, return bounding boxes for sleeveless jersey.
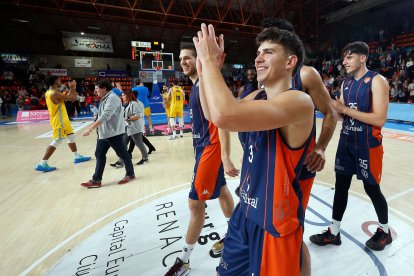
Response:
[341,70,382,147]
[162,92,171,108]
[170,86,184,108]
[45,89,70,130]
[189,80,219,148]
[291,65,316,180]
[239,90,314,237]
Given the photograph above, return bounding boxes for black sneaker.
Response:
[136,158,149,165]
[110,161,123,168]
[148,148,156,154]
[365,227,392,251]
[309,228,342,246]
[165,257,190,276]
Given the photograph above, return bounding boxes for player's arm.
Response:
[167,88,172,100]
[332,75,389,127]
[52,80,77,103]
[301,66,338,172]
[218,128,240,177]
[198,74,212,120]
[237,85,245,99]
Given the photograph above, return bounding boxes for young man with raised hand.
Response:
[194,23,314,276]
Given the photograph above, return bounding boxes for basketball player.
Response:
[35,76,91,172]
[161,84,172,135]
[310,42,392,251]
[132,79,154,135]
[194,23,314,276]
[165,44,239,276]
[168,79,185,139]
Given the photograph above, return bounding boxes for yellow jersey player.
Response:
[168,79,185,139]
[35,76,91,172]
[161,84,172,135]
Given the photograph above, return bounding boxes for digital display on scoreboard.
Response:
[131,40,164,60]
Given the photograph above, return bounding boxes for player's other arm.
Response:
[52,80,78,103]
[332,75,389,127]
[302,66,337,150]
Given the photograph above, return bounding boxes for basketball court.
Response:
[1,117,414,275]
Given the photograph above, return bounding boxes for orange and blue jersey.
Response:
[189,79,219,148]
[238,90,314,237]
[341,70,382,147]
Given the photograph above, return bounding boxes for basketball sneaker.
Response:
[110,161,124,168]
[74,155,92,164]
[35,163,57,172]
[365,227,392,251]
[165,257,190,276]
[80,180,102,188]
[211,238,225,255]
[169,135,176,140]
[309,228,342,246]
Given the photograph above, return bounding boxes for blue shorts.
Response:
[217,204,303,276]
[189,144,226,200]
[335,140,383,185]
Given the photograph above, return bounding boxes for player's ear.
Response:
[286,55,298,71]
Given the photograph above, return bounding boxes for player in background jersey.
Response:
[161,84,172,135]
[165,44,239,276]
[310,41,392,251]
[35,76,91,172]
[194,24,314,275]
[168,79,185,139]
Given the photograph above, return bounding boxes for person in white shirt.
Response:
[408,79,414,102]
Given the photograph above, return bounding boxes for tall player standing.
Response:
[164,45,239,276]
[310,41,392,251]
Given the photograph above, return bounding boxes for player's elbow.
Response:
[375,118,386,128]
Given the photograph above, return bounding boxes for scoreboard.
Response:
[131,40,164,60]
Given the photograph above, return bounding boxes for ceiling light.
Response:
[12,18,29,23]
[81,32,85,35]
[88,26,101,30]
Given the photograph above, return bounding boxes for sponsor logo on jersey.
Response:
[202,189,209,195]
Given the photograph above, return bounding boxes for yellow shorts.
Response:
[53,125,74,139]
[169,107,183,118]
[165,107,170,118]
[144,107,151,117]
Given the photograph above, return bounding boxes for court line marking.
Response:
[19,182,191,276]
[22,180,414,275]
[315,180,414,224]
[387,187,414,202]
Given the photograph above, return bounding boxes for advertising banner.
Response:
[97,70,128,78]
[1,53,28,64]
[16,110,49,122]
[39,68,68,76]
[75,59,92,67]
[62,32,113,53]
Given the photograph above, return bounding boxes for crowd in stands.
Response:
[2,25,414,118]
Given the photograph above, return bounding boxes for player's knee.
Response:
[66,134,76,143]
[50,138,63,147]
[188,199,205,215]
[363,181,381,198]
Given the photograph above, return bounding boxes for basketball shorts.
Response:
[169,105,183,118]
[144,107,151,117]
[165,107,170,118]
[52,124,74,139]
[189,143,226,201]
[334,140,383,185]
[217,204,303,276]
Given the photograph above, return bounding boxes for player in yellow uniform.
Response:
[161,84,172,135]
[168,80,185,139]
[35,76,91,172]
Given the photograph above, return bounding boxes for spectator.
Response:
[408,79,414,102]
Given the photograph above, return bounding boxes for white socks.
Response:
[40,160,47,166]
[73,152,81,158]
[379,223,389,232]
[329,219,341,236]
[180,243,195,263]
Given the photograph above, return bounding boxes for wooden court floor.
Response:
[0,118,413,275]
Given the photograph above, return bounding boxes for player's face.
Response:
[246,70,256,82]
[255,42,290,86]
[342,52,365,75]
[179,49,197,77]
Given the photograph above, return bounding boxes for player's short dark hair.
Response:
[173,79,179,85]
[256,28,304,74]
[261,18,295,33]
[97,79,113,91]
[46,75,59,86]
[135,78,141,85]
[342,41,369,57]
[180,45,197,58]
